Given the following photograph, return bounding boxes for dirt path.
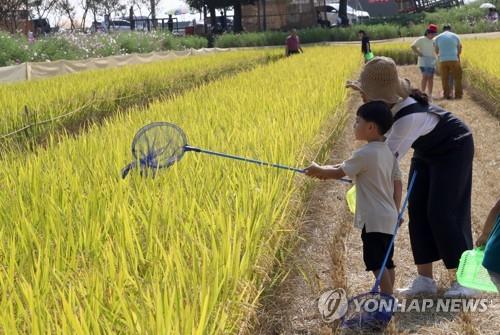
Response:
[256,66,499,334]
[305,31,500,47]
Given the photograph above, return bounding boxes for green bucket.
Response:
[457,247,499,293]
[364,52,375,62]
[346,185,356,214]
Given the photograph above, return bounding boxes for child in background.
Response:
[358,30,373,62]
[305,101,402,297]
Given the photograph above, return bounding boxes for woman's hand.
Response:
[476,233,489,248]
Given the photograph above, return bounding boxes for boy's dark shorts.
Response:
[361,227,395,272]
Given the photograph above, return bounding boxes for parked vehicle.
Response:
[316,3,370,26]
[90,20,131,33]
[109,20,131,31]
[90,21,106,33]
[31,18,51,34]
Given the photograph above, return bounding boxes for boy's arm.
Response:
[304,162,346,180]
[306,149,363,181]
[477,198,500,247]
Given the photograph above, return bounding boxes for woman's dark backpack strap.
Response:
[394,103,471,157]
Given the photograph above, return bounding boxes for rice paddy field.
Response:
[0,39,498,334]
[0,50,279,153]
[0,46,359,333]
[461,39,500,117]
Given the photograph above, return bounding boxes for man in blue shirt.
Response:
[435,25,462,99]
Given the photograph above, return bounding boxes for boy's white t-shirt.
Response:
[341,141,401,235]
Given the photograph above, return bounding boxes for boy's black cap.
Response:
[356,101,394,134]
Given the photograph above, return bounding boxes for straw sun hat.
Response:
[346,56,412,104]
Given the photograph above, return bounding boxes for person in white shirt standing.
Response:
[411,24,438,99]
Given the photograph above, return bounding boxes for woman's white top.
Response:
[386,97,439,161]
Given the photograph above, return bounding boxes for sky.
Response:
[50,0,482,27]
[49,0,191,27]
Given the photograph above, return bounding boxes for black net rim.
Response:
[130,122,188,169]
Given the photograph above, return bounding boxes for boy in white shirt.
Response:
[305,101,402,296]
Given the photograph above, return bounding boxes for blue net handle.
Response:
[184,145,352,184]
[371,171,417,293]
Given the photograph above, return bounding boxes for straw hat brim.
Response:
[346,78,411,104]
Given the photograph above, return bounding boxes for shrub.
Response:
[29,35,84,61]
[0,32,29,66]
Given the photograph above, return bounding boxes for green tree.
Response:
[185,0,254,33]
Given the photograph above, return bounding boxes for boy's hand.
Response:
[476,233,488,248]
[304,162,328,180]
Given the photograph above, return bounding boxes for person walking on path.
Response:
[305,101,402,298]
[346,56,477,297]
[434,24,462,99]
[358,30,373,63]
[285,29,303,57]
[411,24,438,99]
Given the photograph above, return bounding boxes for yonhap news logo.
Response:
[317,288,348,322]
[318,287,494,323]
[393,298,491,313]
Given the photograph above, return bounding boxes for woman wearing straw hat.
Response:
[346,56,477,297]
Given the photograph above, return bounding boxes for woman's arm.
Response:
[393,180,402,212]
[411,45,423,57]
[386,112,438,160]
[392,158,402,211]
[477,199,500,247]
[386,114,423,160]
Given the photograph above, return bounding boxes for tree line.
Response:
[0,0,350,33]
